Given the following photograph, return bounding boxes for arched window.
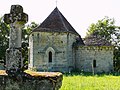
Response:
[49,51,52,63]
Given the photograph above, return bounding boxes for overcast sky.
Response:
[0,0,120,37]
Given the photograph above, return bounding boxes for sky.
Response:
[0,0,120,38]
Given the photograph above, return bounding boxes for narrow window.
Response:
[93,60,96,68]
[49,51,52,63]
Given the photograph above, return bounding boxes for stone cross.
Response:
[4,5,28,71]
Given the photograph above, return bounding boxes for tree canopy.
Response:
[87,17,120,44]
[0,17,9,62]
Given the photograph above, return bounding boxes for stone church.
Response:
[28,7,113,73]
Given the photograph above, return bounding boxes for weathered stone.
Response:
[75,46,114,73]
[29,32,77,72]
[6,49,22,70]
[4,5,28,24]
[29,30,114,73]
[4,5,28,71]
[0,70,63,90]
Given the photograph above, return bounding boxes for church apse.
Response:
[29,32,74,72]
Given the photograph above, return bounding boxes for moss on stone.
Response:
[24,70,62,77]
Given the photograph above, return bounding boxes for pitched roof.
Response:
[33,7,78,35]
[84,34,112,46]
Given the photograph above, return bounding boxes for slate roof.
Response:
[84,34,112,46]
[33,7,78,35]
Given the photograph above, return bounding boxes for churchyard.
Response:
[60,73,120,90]
[0,3,120,90]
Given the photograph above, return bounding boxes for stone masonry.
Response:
[75,46,113,73]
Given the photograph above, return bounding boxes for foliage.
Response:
[114,47,120,71]
[0,17,9,62]
[22,22,38,69]
[86,16,120,71]
[87,17,119,42]
[60,73,120,90]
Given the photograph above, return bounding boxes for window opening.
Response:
[93,60,96,68]
[49,51,52,62]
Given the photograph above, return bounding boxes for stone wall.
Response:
[76,46,114,73]
[29,31,78,72]
[29,32,68,72]
[67,33,78,70]
[0,70,63,90]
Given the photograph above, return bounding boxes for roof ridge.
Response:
[56,8,69,31]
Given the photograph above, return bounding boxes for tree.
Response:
[86,16,120,71]
[22,22,38,69]
[0,17,9,63]
[87,17,119,42]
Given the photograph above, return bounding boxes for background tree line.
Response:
[0,16,120,71]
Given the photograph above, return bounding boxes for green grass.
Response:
[60,73,120,90]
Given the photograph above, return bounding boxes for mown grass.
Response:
[60,72,120,90]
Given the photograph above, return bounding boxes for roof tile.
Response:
[33,7,78,35]
[84,35,112,46]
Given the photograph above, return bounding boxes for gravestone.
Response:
[0,5,62,90]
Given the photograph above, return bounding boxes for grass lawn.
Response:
[60,73,120,90]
